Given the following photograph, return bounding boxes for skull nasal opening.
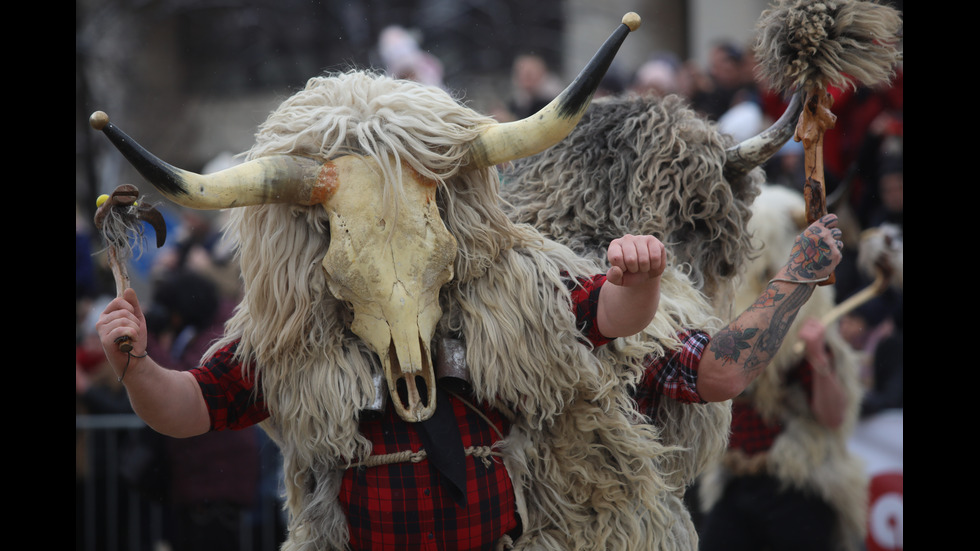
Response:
[388,338,432,413]
[396,376,431,409]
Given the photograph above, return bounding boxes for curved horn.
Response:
[466,13,641,169]
[89,111,335,210]
[723,91,803,181]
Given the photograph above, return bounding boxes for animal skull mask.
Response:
[320,157,456,421]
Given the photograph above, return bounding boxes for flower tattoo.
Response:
[711,327,758,364]
[753,287,785,308]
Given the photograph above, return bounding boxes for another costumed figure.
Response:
[697,185,868,550]
[501,88,804,533]
[698,2,901,550]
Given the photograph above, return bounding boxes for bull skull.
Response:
[89,13,641,421]
[320,157,455,421]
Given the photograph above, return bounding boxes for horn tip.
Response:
[622,12,641,32]
[89,111,109,131]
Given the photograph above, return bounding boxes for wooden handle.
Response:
[106,245,134,353]
[797,90,838,286]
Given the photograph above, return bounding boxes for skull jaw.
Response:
[347,307,443,423]
[383,339,437,422]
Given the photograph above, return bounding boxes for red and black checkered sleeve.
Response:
[634,329,709,415]
[188,340,270,431]
[566,273,613,348]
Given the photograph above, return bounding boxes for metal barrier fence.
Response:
[76,414,286,551]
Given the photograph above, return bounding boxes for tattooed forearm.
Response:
[710,327,758,363]
[743,282,812,371]
[708,281,814,375]
[694,215,842,402]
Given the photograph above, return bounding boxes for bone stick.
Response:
[106,248,136,351]
[94,184,167,352]
[818,270,886,328]
[95,189,139,352]
[754,0,903,287]
[106,238,132,297]
[791,265,888,357]
[796,90,837,286]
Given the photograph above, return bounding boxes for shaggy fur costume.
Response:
[206,71,699,551]
[503,93,764,318]
[501,92,773,486]
[501,93,779,543]
[754,0,903,94]
[698,185,868,551]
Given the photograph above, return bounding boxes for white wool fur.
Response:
[858,222,903,291]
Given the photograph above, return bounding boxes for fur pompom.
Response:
[754,0,902,93]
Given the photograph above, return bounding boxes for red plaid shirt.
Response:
[189,274,706,549]
[341,394,518,549]
[633,329,708,419]
[727,360,816,455]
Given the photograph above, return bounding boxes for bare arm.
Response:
[96,288,211,438]
[597,234,665,338]
[799,318,847,429]
[696,214,844,402]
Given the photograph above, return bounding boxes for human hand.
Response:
[775,214,843,284]
[800,317,845,425]
[598,234,665,338]
[605,234,666,288]
[95,288,148,380]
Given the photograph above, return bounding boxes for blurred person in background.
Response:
[507,53,563,119]
[690,41,753,122]
[144,269,263,551]
[629,55,680,98]
[377,24,445,88]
